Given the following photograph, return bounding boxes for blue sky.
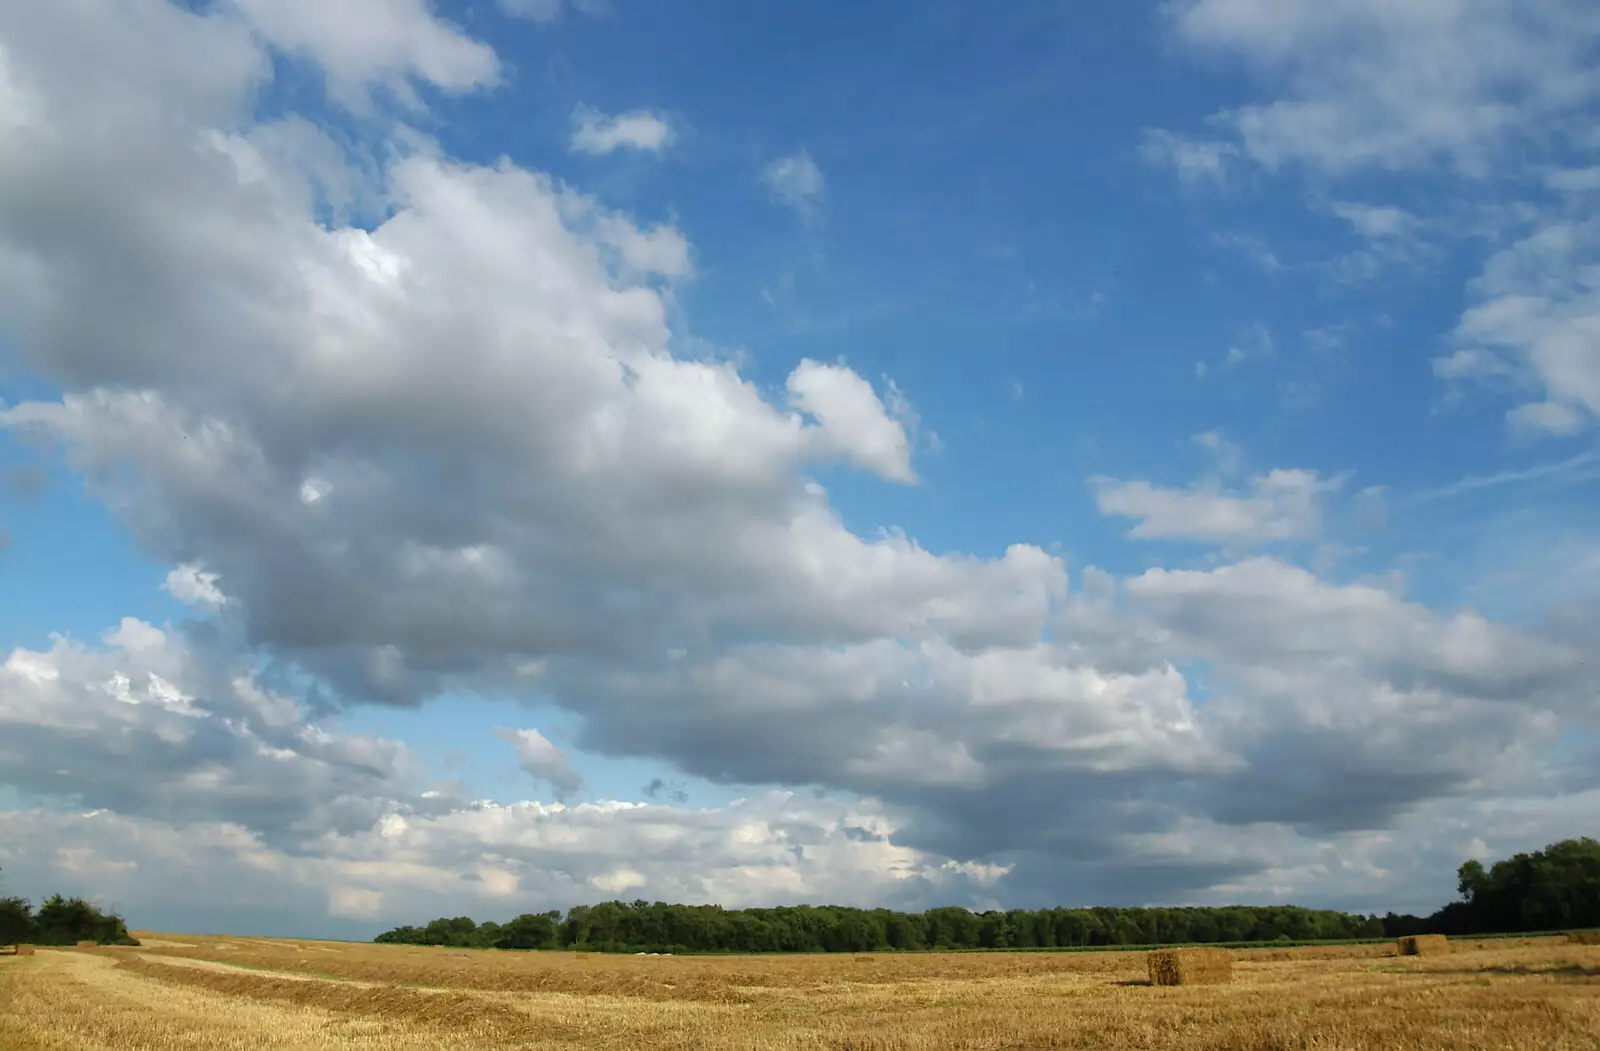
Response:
[1,0,1598,937]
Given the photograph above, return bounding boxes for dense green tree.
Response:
[32,894,137,946]
[374,925,423,944]
[1436,838,1600,934]
[495,911,562,950]
[1457,859,1488,903]
[0,868,136,946]
[0,867,30,945]
[0,894,32,945]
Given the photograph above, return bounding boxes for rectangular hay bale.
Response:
[16,945,34,956]
[1568,931,1600,946]
[1397,934,1449,956]
[1147,947,1232,986]
[75,940,98,949]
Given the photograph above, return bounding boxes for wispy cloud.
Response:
[496,727,584,801]
[1139,128,1240,188]
[1190,429,1245,476]
[1409,452,1600,508]
[1092,467,1340,544]
[569,105,674,155]
[1213,231,1286,274]
[1158,0,1600,177]
[499,0,607,22]
[1447,220,1600,436]
[230,0,501,110]
[1196,322,1275,375]
[761,149,825,218]
[1545,167,1600,193]
[1330,201,1420,241]
[1320,200,1437,282]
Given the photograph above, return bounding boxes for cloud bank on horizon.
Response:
[0,0,1597,937]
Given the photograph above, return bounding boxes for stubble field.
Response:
[1,933,1597,1050]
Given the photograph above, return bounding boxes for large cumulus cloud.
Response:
[0,619,1003,930]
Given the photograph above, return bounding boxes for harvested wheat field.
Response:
[1,934,1598,1050]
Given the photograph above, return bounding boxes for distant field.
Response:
[2,933,1597,1049]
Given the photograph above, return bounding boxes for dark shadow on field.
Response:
[1474,963,1600,980]
[1115,979,1151,987]
[1390,962,1600,981]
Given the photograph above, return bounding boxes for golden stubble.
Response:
[1,934,1596,1050]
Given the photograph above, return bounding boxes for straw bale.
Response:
[76,940,98,949]
[1567,931,1600,946]
[1397,934,1449,956]
[1147,947,1232,986]
[15,944,34,956]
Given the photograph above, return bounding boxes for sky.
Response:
[1,0,1598,939]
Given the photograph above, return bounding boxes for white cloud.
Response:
[1151,2,1600,430]
[1446,219,1600,433]
[163,563,228,609]
[1545,166,1600,192]
[1116,556,1591,840]
[1205,322,1275,372]
[1139,128,1240,187]
[1320,200,1438,281]
[787,361,917,483]
[1117,785,1600,915]
[329,885,384,920]
[1159,0,1600,176]
[1213,231,1287,274]
[1190,429,1245,475]
[1508,401,1586,436]
[1126,557,1587,700]
[499,0,606,22]
[1431,346,1508,381]
[496,727,584,800]
[225,0,499,109]
[589,214,692,279]
[1093,468,1337,543]
[569,105,674,155]
[567,633,1231,827]
[498,0,564,20]
[13,775,1598,928]
[761,150,825,215]
[0,790,999,934]
[0,611,1010,926]
[0,620,423,840]
[1330,200,1418,240]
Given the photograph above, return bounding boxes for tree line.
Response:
[0,869,139,946]
[375,838,1600,954]
[376,901,1386,954]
